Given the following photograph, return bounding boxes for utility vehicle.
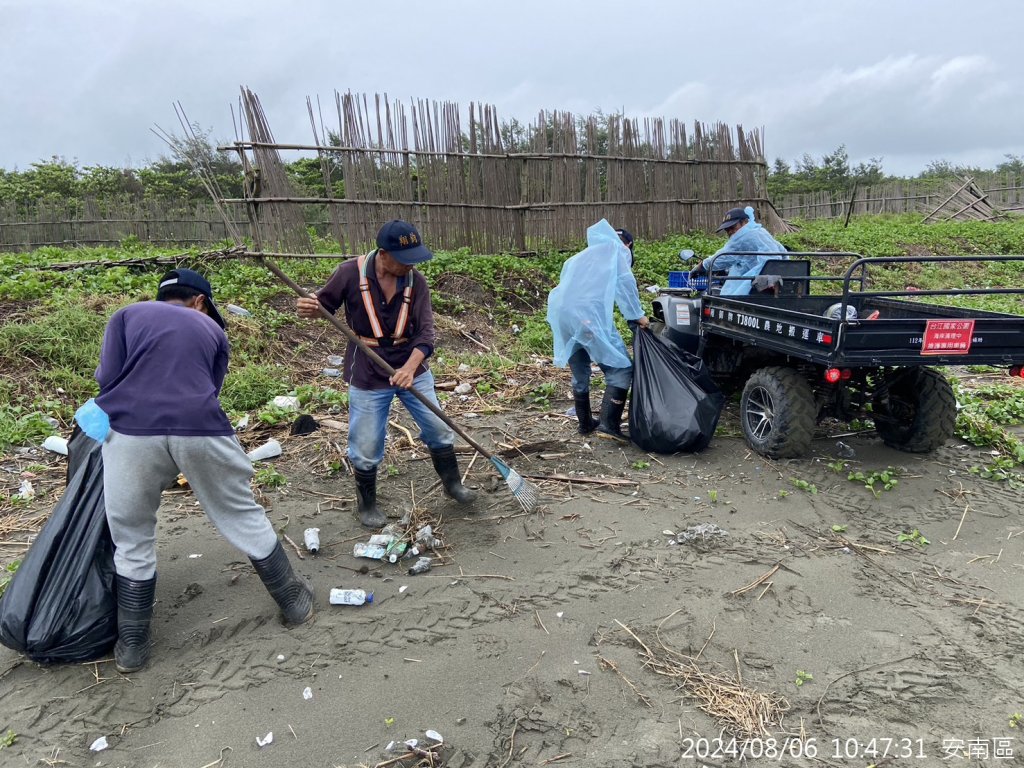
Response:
[652,252,1024,458]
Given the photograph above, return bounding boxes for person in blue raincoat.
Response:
[690,206,787,295]
[547,220,649,439]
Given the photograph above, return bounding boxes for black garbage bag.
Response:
[629,327,725,454]
[0,429,117,663]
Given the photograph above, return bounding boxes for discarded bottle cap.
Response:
[303,528,321,554]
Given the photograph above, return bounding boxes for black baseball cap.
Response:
[157,268,226,329]
[614,228,634,250]
[715,207,749,233]
[376,220,434,265]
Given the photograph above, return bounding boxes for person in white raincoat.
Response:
[690,206,787,295]
[547,219,649,439]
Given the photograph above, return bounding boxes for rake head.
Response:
[489,456,540,513]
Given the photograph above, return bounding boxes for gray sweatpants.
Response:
[102,431,279,580]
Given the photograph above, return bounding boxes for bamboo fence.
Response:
[0,199,250,251]
[223,87,782,254]
[777,176,1024,220]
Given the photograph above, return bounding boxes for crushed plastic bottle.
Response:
[329,588,374,605]
[353,542,387,560]
[247,439,282,461]
[327,354,344,367]
[226,303,252,317]
[303,527,320,554]
[414,524,441,551]
[408,557,433,575]
[836,441,856,459]
[42,435,69,455]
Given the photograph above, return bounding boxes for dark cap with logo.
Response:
[715,207,750,233]
[614,228,634,250]
[376,220,434,265]
[157,268,226,329]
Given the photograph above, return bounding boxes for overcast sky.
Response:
[2,0,1021,177]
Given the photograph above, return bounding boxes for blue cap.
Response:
[158,268,226,329]
[376,220,434,265]
[715,207,747,233]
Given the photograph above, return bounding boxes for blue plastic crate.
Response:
[668,272,707,290]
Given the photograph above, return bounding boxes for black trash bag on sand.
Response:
[629,327,725,454]
[0,429,117,663]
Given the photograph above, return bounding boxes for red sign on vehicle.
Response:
[921,319,975,355]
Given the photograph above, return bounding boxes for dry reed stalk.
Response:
[616,619,788,738]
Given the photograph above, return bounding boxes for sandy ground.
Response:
[2,400,1023,768]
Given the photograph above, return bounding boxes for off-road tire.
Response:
[740,366,816,458]
[873,367,956,453]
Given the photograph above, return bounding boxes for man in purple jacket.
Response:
[296,220,475,527]
[96,268,313,673]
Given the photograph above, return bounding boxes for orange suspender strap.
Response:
[393,281,414,339]
[358,254,386,339]
[358,252,414,342]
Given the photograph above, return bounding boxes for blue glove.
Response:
[74,398,110,443]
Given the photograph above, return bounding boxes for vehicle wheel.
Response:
[740,366,816,458]
[872,367,956,453]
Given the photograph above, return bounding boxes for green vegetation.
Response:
[253,466,287,489]
[897,529,930,548]
[0,561,20,599]
[768,144,1024,197]
[848,467,900,498]
[0,728,16,749]
[794,669,814,687]
[1,215,1023,462]
[790,478,818,494]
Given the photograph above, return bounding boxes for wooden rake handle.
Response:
[259,255,494,459]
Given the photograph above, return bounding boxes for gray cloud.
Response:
[2,0,1020,176]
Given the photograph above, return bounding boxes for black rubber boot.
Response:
[354,467,386,527]
[430,446,477,504]
[573,391,598,435]
[250,541,314,626]
[114,574,156,674]
[597,386,630,441]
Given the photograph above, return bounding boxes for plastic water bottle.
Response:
[329,588,373,606]
[415,525,441,551]
[386,541,408,563]
[353,542,387,560]
[408,557,432,575]
[247,439,282,461]
[303,528,320,554]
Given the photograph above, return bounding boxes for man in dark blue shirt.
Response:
[97,269,313,673]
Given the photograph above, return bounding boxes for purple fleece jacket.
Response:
[95,301,234,436]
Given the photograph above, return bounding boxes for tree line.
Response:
[3,119,1023,209]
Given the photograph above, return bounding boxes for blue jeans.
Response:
[567,344,632,394]
[348,371,455,472]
